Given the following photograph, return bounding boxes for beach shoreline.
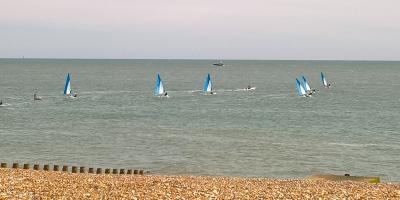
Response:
[0,169,399,199]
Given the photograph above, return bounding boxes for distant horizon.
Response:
[0,57,399,62]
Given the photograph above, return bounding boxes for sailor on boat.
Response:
[326,83,331,88]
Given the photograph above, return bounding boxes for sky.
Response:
[1,0,399,60]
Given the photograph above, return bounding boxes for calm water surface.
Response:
[0,59,399,182]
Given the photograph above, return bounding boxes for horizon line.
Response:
[1,57,399,62]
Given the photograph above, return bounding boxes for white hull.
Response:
[244,87,256,91]
[204,92,216,95]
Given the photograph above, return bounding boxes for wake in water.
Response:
[0,103,11,107]
[82,90,139,95]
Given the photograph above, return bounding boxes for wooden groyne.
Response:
[1,162,146,175]
[309,174,380,183]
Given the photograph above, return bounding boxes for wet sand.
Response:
[0,169,399,199]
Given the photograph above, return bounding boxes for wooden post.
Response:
[43,165,50,171]
[127,169,132,175]
[139,170,144,175]
[134,170,138,174]
[80,167,85,173]
[12,163,19,169]
[88,168,94,173]
[105,169,111,174]
[72,166,77,173]
[0,163,7,168]
[96,168,102,174]
[119,169,125,175]
[53,165,59,171]
[34,164,40,170]
[23,164,30,169]
[62,165,68,172]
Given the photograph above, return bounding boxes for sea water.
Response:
[0,59,399,182]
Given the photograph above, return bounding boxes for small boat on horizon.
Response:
[212,61,224,67]
[155,74,168,97]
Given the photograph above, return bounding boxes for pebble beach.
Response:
[0,169,399,199]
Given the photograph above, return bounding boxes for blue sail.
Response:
[63,73,71,95]
[154,74,165,95]
[203,73,212,92]
[302,76,311,91]
[296,78,306,96]
[321,72,328,87]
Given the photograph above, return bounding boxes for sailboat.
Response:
[243,85,256,91]
[302,75,315,94]
[64,73,77,98]
[155,74,168,97]
[321,72,330,88]
[203,73,214,95]
[296,78,309,97]
[212,61,224,67]
[34,92,42,100]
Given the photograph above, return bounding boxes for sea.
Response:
[0,59,399,182]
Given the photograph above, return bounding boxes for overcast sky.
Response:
[1,0,399,60]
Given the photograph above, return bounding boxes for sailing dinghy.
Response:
[64,73,77,98]
[296,78,309,97]
[244,85,256,91]
[321,72,330,88]
[155,74,168,97]
[302,75,315,94]
[203,73,214,95]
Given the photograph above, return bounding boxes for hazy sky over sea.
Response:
[1,0,399,60]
